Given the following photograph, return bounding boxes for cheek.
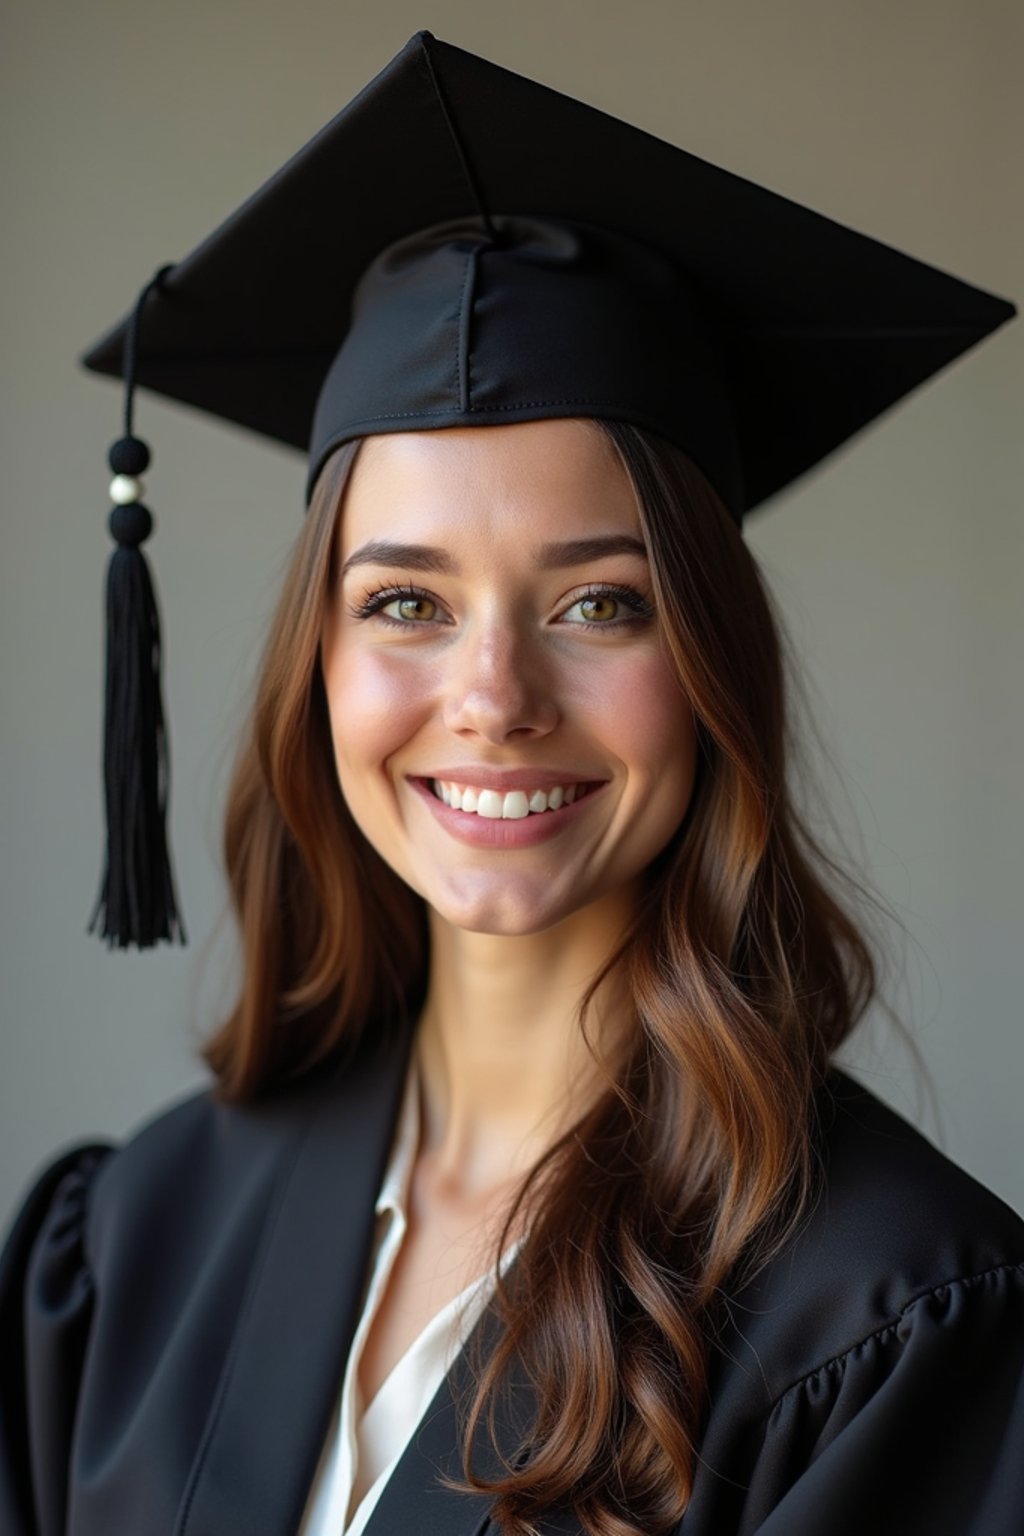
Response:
[322,644,434,782]
[586,650,697,777]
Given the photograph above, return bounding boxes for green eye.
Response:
[560,585,655,630]
[574,595,618,623]
[389,595,437,622]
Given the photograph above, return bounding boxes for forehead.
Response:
[336,419,639,555]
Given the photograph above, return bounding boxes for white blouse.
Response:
[298,1056,520,1535]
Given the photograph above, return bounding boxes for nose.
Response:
[441,618,560,743]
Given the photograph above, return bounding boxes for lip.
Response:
[409,775,608,849]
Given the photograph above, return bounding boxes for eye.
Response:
[386,594,438,623]
[560,585,654,629]
[346,584,444,627]
[566,594,619,624]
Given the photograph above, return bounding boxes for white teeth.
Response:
[430,780,591,818]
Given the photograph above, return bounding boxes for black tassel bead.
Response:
[108,436,151,476]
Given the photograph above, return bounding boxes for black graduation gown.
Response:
[2,1020,1023,1536]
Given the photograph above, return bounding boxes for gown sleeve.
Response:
[0,1144,116,1536]
[739,1262,1024,1535]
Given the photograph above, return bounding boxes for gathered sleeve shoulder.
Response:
[0,1143,116,1536]
[739,1258,1024,1534]
[688,1072,1024,1535]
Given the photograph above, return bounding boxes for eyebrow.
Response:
[340,534,648,577]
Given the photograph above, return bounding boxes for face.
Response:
[320,418,699,937]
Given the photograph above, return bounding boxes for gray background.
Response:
[2,0,1021,1228]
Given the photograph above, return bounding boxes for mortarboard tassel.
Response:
[88,264,186,949]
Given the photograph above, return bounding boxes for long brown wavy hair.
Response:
[204,421,887,1535]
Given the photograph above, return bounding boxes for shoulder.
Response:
[816,1067,1022,1269]
[811,1067,1023,1314]
[4,1048,358,1290]
[6,1015,414,1293]
[86,1051,360,1261]
[721,1067,1024,1405]
[692,1073,1024,1531]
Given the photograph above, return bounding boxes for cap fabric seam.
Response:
[457,246,478,413]
[418,32,496,240]
[318,397,670,426]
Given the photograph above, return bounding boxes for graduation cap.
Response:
[81,28,1015,950]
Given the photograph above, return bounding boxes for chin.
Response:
[426,870,645,943]
[418,873,585,937]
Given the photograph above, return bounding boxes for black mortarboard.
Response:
[80,29,1015,949]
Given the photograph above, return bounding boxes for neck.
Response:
[413,892,635,1200]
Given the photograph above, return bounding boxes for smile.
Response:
[430,780,597,819]
[410,776,607,849]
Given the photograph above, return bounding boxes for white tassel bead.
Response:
[110,474,145,505]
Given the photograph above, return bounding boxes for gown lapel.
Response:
[360,1301,535,1536]
[177,1019,414,1536]
[357,1356,499,1536]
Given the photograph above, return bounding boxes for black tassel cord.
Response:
[89,263,186,948]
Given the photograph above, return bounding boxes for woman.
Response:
[2,30,1022,1536]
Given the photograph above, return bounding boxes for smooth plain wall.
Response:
[1,0,1021,1228]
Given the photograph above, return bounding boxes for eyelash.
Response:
[346,581,655,632]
